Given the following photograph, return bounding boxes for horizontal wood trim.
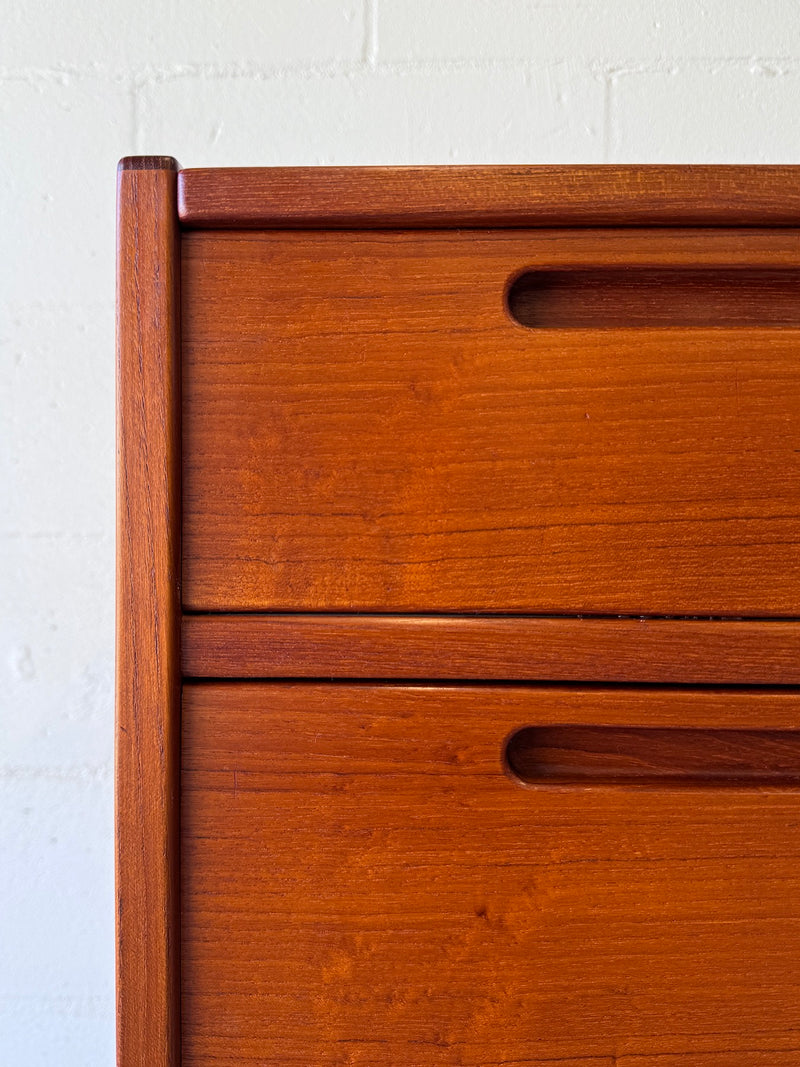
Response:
[177,165,800,229]
[181,615,800,684]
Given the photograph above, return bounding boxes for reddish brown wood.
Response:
[181,227,800,615]
[508,267,800,329]
[120,155,181,172]
[180,614,800,683]
[182,683,800,1065]
[505,724,800,786]
[116,156,181,1067]
[177,165,800,229]
[116,162,800,1064]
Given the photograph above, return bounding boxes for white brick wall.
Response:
[2,1,799,1061]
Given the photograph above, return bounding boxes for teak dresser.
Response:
[117,159,800,1066]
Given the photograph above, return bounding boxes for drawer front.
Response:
[182,683,800,1066]
[182,228,800,614]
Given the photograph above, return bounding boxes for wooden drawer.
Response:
[182,683,800,1066]
[183,228,800,615]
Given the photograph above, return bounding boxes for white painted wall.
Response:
[2,1,800,1061]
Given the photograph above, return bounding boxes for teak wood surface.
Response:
[181,614,800,683]
[182,227,800,614]
[178,164,800,228]
[117,161,800,1067]
[182,683,800,1066]
[116,158,181,1067]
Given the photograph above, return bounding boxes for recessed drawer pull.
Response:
[506,267,800,329]
[504,724,800,787]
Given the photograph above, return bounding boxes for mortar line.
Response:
[602,70,613,162]
[129,72,138,155]
[363,0,379,68]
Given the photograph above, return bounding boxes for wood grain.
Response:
[116,162,800,1063]
[508,267,800,329]
[116,157,181,1067]
[181,227,800,614]
[119,155,181,172]
[181,614,800,683]
[182,683,800,1066]
[506,724,800,786]
[177,165,800,228]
